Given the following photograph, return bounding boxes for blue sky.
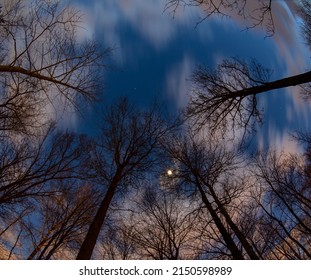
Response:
[66,0,311,152]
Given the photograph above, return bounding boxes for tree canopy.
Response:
[1,0,311,261]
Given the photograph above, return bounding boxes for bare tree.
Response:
[0,205,31,259]
[165,0,275,36]
[161,128,260,259]
[186,56,311,138]
[24,182,99,260]
[0,0,110,135]
[99,219,138,260]
[0,0,110,259]
[166,1,311,137]
[0,125,93,208]
[0,125,96,259]
[127,186,199,260]
[0,181,99,260]
[76,98,173,260]
[97,200,144,260]
[98,184,200,260]
[251,148,311,259]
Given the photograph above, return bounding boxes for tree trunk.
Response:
[229,70,311,99]
[76,172,121,260]
[196,179,245,259]
[206,184,260,259]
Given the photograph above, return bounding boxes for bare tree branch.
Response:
[186,57,311,137]
[0,0,111,135]
[165,0,275,36]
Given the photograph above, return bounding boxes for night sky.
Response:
[67,0,311,152]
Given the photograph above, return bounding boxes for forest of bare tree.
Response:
[0,0,310,260]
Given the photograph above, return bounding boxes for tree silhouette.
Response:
[252,146,311,259]
[161,128,259,259]
[186,57,311,136]
[165,1,311,137]
[25,183,99,260]
[0,0,110,135]
[0,125,96,259]
[0,0,109,259]
[129,186,199,260]
[0,125,93,207]
[76,98,172,260]
[1,0,310,261]
[165,0,275,36]
[100,217,137,260]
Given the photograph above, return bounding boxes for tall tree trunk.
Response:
[206,183,260,260]
[228,70,311,99]
[196,179,245,259]
[76,172,121,260]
